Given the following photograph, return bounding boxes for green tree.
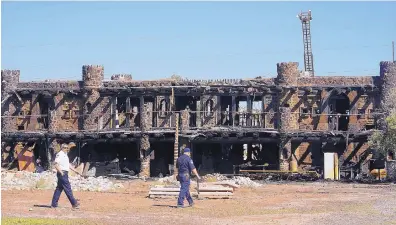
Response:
[368,113,396,156]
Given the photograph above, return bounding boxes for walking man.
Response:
[51,144,80,209]
[176,148,201,208]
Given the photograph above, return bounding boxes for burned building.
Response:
[2,61,396,178]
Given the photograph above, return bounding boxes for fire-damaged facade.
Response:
[1,61,396,178]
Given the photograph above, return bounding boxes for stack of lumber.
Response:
[148,183,235,199]
[195,184,234,199]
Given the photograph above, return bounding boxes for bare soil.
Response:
[2,181,396,225]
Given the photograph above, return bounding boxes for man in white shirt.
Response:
[51,144,80,209]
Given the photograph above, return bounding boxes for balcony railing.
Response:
[1,110,383,132]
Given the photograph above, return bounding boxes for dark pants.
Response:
[51,171,77,207]
[177,173,193,206]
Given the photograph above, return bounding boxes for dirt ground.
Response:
[2,180,396,225]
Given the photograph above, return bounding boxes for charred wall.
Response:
[1,61,389,175]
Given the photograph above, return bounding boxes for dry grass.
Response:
[2,217,99,225]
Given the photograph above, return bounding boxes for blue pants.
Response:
[177,173,193,206]
[51,171,77,207]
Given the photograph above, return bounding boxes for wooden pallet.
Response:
[149,184,234,199]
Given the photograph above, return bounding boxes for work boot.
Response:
[177,205,184,208]
[72,202,80,209]
[188,203,194,207]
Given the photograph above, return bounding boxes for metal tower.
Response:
[298,10,314,76]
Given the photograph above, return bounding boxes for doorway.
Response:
[328,93,350,131]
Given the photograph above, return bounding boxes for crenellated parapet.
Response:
[379,61,396,115]
[82,65,104,89]
[1,70,20,132]
[276,62,299,86]
[1,70,20,97]
[111,74,133,82]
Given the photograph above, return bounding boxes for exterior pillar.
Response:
[139,96,152,177]
[247,96,252,127]
[379,61,396,181]
[125,97,131,128]
[231,96,236,126]
[180,108,190,130]
[1,70,20,132]
[276,62,299,171]
[379,61,396,125]
[139,134,151,178]
[82,65,104,131]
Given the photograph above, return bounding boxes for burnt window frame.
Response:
[204,99,215,117]
[159,99,170,118]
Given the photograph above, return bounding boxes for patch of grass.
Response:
[2,217,98,225]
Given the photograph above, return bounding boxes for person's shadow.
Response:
[152,204,178,208]
[33,204,52,208]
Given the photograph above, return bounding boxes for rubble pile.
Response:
[247,172,320,181]
[230,176,262,188]
[202,173,227,182]
[1,170,124,192]
[158,175,178,185]
[157,173,262,188]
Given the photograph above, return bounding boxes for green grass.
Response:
[2,217,99,225]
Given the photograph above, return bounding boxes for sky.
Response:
[1,1,395,81]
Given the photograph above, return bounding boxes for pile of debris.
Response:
[246,171,320,182]
[230,176,262,188]
[157,175,179,185]
[1,170,124,192]
[202,173,227,182]
[157,173,262,188]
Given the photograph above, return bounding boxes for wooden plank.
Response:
[195,187,234,192]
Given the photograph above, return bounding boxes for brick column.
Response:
[276,62,299,171]
[139,97,152,178]
[1,70,20,132]
[82,65,104,131]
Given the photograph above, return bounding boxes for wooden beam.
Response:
[125,97,131,128]
[13,90,23,103]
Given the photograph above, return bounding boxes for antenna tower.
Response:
[298,10,314,76]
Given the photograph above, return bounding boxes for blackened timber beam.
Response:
[231,96,236,126]
[125,97,131,128]
[15,88,81,95]
[191,137,279,143]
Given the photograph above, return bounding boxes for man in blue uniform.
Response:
[51,144,80,209]
[176,148,201,208]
